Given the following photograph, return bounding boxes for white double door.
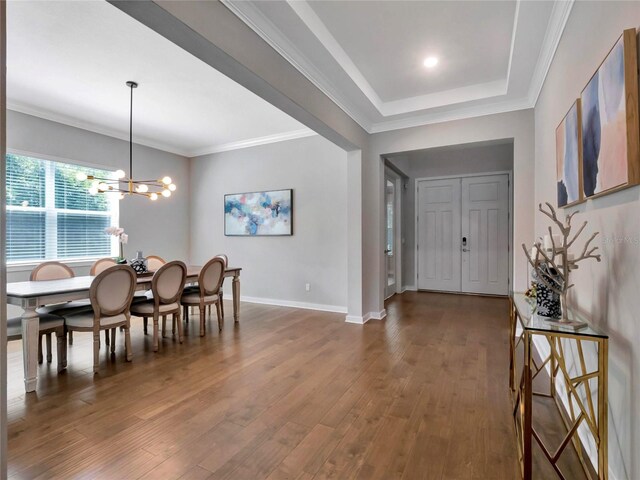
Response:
[416,174,509,295]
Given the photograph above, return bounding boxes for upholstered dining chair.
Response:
[130,261,187,352]
[210,254,228,318]
[146,255,166,272]
[6,314,67,372]
[181,256,225,336]
[31,261,92,349]
[90,257,117,276]
[63,264,136,373]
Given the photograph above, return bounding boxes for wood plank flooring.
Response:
[5,292,581,479]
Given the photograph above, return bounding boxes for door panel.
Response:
[417,179,461,292]
[461,175,509,295]
[385,178,396,298]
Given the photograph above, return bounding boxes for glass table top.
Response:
[512,293,608,339]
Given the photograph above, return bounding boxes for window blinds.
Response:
[6,154,118,263]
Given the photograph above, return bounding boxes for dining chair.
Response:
[211,254,228,318]
[6,314,67,372]
[31,261,92,349]
[181,256,225,336]
[63,264,136,373]
[130,261,186,352]
[90,257,117,276]
[146,255,166,272]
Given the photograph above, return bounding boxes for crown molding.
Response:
[9,103,317,159]
[527,0,575,107]
[222,0,372,132]
[7,102,191,157]
[369,97,533,134]
[188,129,317,158]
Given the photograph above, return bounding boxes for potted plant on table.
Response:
[105,226,128,264]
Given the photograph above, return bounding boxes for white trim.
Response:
[369,309,387,320]
[345,313,370,324]
[504,0,521,87]
[401,285,417,292]
[222,293,347,314]
[369,97,533,134]
[8,103,190,158]
[221,0,372,131]
[9,106,319,160]
[527,0,575,107]
[189,129,317,157]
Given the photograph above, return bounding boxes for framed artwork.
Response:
[581,28,640,199]
[224,189,293,236]
[556,100,583,207]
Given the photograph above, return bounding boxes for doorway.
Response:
[384,169,401,299]
[416,173,510,295]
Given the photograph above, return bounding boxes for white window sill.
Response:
[6,258,105,274]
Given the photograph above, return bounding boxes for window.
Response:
[6,153,119,263]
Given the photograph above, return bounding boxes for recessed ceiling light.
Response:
[423,56,439,68]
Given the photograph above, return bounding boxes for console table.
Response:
[509,293,608,480]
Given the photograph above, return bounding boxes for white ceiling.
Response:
[225,0,574,133]
[6,0,312,157]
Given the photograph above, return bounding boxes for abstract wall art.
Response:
[580,28,640,199]
[224,189,293,236]
[556,100,583,207]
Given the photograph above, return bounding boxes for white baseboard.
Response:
[222,293,347,314]
[369,309,387,320]
[401,285,417,292]
[345,309,386,324]
[345,314,370,324]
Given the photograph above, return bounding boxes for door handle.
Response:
[384,249,391,254]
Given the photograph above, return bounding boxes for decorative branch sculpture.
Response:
[521,202,601,321]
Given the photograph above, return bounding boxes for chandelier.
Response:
[76,81,176,201]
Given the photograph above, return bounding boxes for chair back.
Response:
[90,265,136,317]
[30,261,75,281]
[90,257,117,276]
[152,261,187,304]
[147,255,166,272]
[198,256,226,296]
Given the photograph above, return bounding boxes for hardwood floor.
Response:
[6,292,582,479]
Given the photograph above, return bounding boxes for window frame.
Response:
[6,149,121,268]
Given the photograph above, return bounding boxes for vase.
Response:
[533,263,562,319]
[130,251,148,274]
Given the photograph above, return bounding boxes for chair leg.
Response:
[152,313,160,352]
[184,305,189,324]
[176,312,184,343]
[172,315,176,336]
[105,328,110,346]
[68,330,74,345]
[125,324,133,362]
[143,317,148,335]
[162,315,167,338]
[56,330,67,372]
[208,304,211,318]
[220,292,225,318]
[199,306,206,336]
[93,332,100,374]
[46,333,53,363]
[38,334,43,364]
[216,301,223,332]
[110,328,116,354]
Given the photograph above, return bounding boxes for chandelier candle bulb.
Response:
[149,193,158,201]
[161,189,171,198]
[115,169,126,179]
[76,172,88,181]
[162,176,172,185]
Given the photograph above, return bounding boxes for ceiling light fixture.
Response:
[76,81,176,200]
[423,56,439,68]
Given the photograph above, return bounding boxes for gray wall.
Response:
[534,4,640,478]
[6,110,190,284]
[189,135,348,311]
[388,143,514,288]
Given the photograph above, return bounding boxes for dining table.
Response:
[6,265,241,393]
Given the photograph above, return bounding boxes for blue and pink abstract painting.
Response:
[556,101,581,207]
[581,35,628,197]
[224,189,293,236]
